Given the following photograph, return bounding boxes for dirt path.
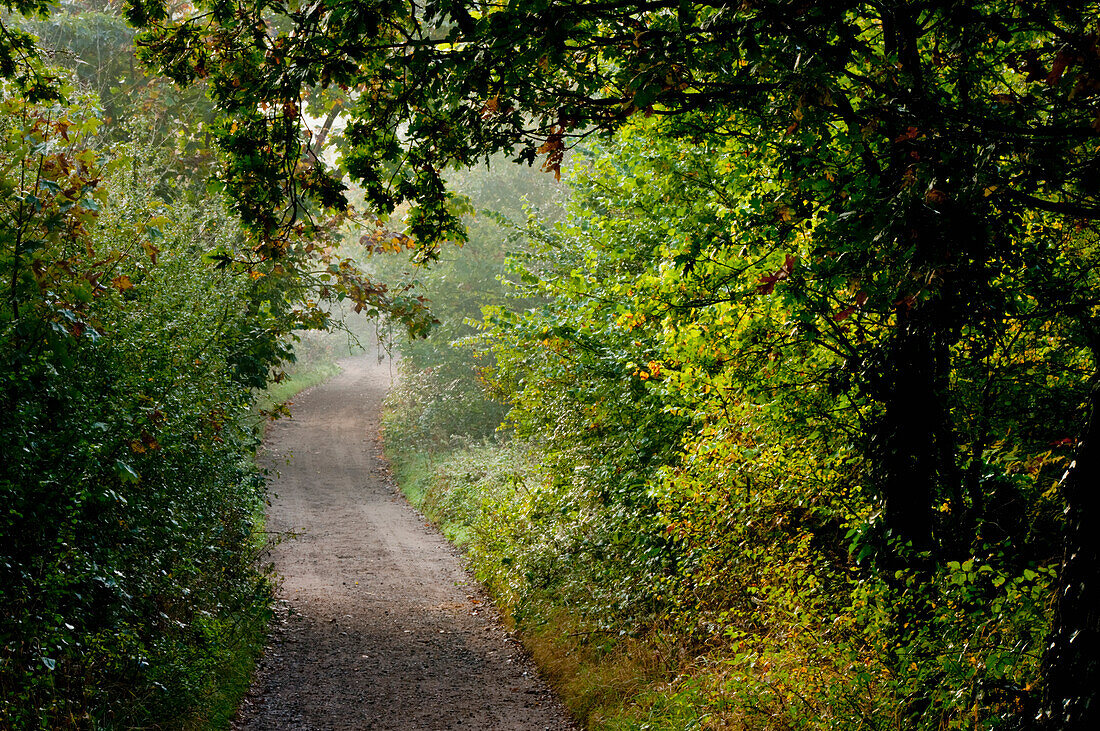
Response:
[234,354,576,730]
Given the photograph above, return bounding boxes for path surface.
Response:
[235,355,576,730]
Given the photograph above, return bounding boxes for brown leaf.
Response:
[1047,51,1073,85]
[142,241,160,264]
[834,305,857,322]
[893,126,920,143]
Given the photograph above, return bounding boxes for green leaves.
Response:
[1,0,1089,725]
[114,460,140,484]
[379,107,1097,727]
[0,65,276,726]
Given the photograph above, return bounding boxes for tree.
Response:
[123,1,1100,725]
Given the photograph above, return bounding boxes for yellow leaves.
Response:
[617,311,649,331]
[360,226,417,254]
[111,274,134,291]
[74,148,98,170]
[629,360,665,382]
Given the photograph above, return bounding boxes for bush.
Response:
[0,88,274,728]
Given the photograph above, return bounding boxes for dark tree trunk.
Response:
[878,308,939,554]
[1042,374,1100,730]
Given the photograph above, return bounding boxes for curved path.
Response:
[235,354,576,730]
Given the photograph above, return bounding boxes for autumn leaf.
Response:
[142,241,160,264]
[1046,50,1073,85]
[757,254,796,294]
[833,305,857,322]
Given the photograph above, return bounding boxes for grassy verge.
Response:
[382,442,872,730]
[383,442,692,730]
[197,361,342,730]
[388,450,431,510]
[181,598,272,730]
[254,361,342,415]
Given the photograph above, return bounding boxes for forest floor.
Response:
[233,354,576,730]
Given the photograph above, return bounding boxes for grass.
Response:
[182,600,272,731]
[388,449,432,508]
[253,361,342,416]
[521,612,678,725]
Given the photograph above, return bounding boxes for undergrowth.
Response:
[382,355,1052,731]
[382,381,703,728]
[381,427,927,729]
[383,433,704,728]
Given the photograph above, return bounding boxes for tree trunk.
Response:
[878,308,939,554]
[1042,373,1100,730]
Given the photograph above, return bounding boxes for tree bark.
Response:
[878,308,939,554]
[1042,370,1100,730]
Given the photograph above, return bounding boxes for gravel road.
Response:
[234,354,576,730]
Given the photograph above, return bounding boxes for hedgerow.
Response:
[0,78,276,728]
